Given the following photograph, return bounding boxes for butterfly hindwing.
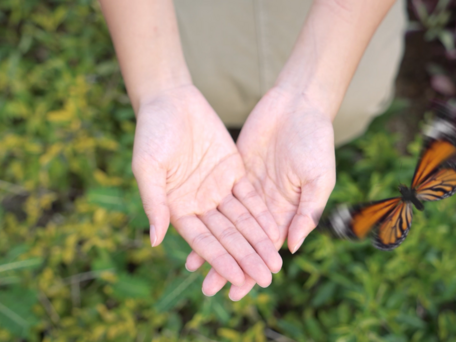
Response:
[415,167,456,201]
[373,201,413,250]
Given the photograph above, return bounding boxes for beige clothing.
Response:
[175,0,407,146]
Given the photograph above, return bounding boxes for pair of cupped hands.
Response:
[132,84,336,301]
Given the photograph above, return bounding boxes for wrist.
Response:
[272,0,396,122]
[268,82,339,122]
[130,68,193,114]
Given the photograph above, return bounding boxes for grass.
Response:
[0,0,455,341]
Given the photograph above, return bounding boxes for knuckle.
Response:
[191,231,215,248]
[141,200,154,215]
[219,226,240,244]
[242,190,258,202]
[210,252,229,266]
[141,198,167,216]
[203,209,219,220]
[255,236,272,249]
[239,252,257,266]
[234,212,253,227]
[220,195,236,208]
[255,209,270,222]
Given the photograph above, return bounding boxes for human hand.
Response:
[132,85,283,290]
[186,87,336,300]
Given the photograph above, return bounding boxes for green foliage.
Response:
[410,0,456,54]
[0,1,455,341]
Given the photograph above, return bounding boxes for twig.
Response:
[0,180,27,195]
[265,328,297,342]
[62,269,115,285]
[38,291,60,324]
[71,282,80,308]
[135,332,146,342]
[48,269,115,293]
[188,332,220,342]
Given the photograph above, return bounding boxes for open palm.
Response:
[186,88,336,300]
[133,85,282,291]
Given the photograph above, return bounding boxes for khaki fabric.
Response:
[175,0,407,146]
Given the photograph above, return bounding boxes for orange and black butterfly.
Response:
[330,111,456,250]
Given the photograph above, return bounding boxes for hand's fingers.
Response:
[174,215,245,287]
[229,276,257,301]
[288,175,336,254]
[201,268,257,301]
[202,268,227,296]
[200,209,272,288]
[200,267,258,301]
[185,250,205,272]
[132,162,170,247]
[200,223,288,298]
[233,178,280,243]
[218,194,282,273]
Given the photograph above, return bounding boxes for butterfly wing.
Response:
[329,108,456,251]
[413,111,456,189]
[330,197,401,240]
[411,139,456,189]
[415,166,456,202]
[373,201,413,250]
[423,104,456,142]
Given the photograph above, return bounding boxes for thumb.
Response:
[287,176,335,254]
[133,161,170,247]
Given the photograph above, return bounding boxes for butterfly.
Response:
[329,111,456,250]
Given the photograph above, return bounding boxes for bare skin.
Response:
[100,0,396,300]
[133,85,282,288]
[185,88,336,299]
[184,0,396,300]
[100,0,282,291]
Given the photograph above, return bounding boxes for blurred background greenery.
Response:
[0,0,455,341]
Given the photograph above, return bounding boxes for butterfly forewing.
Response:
[374,201,413,250]
[329,198,401,240]
[411,140,456,189]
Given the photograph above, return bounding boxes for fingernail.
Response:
[150,225,157,247]
[292,237,306,254]
[185,263,193,272]
[202,288,210,297]
[228,292,238,302]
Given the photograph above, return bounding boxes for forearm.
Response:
[99,0,191,113]
[275,0,397,120]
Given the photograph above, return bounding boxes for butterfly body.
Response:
[398,185,424,211]
[329,111,456,251]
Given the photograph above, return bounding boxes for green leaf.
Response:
[162,231,192,264]
[277,318,304,340]
[0,287,39,338]
[312,282,337,307]
[155,272,199,312]
[111,273,150,299]
[0,258,42,274]
[438,30,455,52]
[396,313,426,329]
[87,187,125,212]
